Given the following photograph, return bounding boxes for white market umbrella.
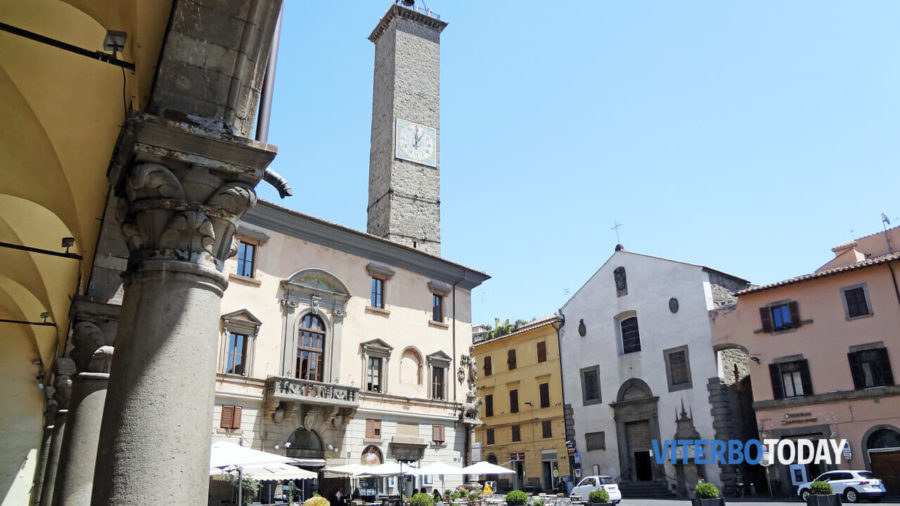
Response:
[212,462,316,481]
[324,463,372,476]
[210,441,294,469]
[354,461,418,476]
[460,461,516,475]
[210,442,297,506]
[412,462,464,494]
[410,462,463,476]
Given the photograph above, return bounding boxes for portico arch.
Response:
[610,378,663,483]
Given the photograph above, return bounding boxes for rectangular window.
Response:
[769,359,812,399]
[539,383,550,408]
[370,277,385,309]
[484,356,492,376]
[432,294,443,322]
[225,332,248,376]
[585,431,606,451]
[842,285,871,318]
[511,425,521,442]
[537,341,547,363]
[220,405,242,429]
[486,428,495,445]
[432,425,445,444]
[236,241,256,278]
[621,316,641,353]
[366,419,382,438]
[848,348,894,389]
[432,367,445,400]
[509,389,519,413]
[542,420,552,438]
[760,301,800,332]
[507,349,517,370]
[485,394,494,417]
[663,345,693,392]
[367,357,382,392]
[581,366,601,405]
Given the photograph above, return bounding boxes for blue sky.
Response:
[261,1,900,325]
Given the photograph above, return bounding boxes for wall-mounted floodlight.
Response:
[103,30,127,56]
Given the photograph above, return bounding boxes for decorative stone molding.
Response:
[72,321,115,373]
[428,280,451,296]
[222,309,263,337]
[236,224,270,245]
[366,262,396,280]
[361,339,394,359]
[263,376,359,425]
[109,113,276,277]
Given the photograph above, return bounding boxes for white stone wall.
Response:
[560,251,725,487]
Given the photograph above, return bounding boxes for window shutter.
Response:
[374,420,381,437]
[798,359,813,396]
[484,356,492,376]
[537,342,547,363]
[788,301,800,328]
[759,307,773,332]
[510,390,518,413]
[508,349,517,370]
[485,394,493,417]
[877,348,894,386]
[768,364,783,400]
[540,383,550,408]
[847,352,864,390]
[231,406,242,429]
[220,405,235,429]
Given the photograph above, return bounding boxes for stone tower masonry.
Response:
[366,3,447,256]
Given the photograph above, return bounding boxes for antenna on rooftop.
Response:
[883,212,894,253]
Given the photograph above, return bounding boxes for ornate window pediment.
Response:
[283,268,351,300]
[222,309,262,337]
[427,350,452,367]
[361,338,394,358]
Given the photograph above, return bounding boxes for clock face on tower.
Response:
[395,118,437,167]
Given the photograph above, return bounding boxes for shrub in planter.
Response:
[587,489,609,504]
[411,493,435,506]
[804,481,841,506]
[691,483,724,506]
[506,490,528,506]
[532,499,544,506]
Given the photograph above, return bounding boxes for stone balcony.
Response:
[263,376,359,423]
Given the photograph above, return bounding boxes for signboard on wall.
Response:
[510,452,525,461]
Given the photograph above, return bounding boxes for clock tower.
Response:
[367,2,447,256]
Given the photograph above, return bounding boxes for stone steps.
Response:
[616,481,678,499]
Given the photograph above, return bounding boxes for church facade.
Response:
[558,248,751,497]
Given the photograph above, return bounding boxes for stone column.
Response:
[52,321,114,506]
[90,113,274,505]
[39,359,74,506]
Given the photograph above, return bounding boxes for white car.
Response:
[571,475,621,504]
[796,470,886,503]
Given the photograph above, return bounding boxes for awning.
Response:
[212,463,317,481]
[210,441,293,469]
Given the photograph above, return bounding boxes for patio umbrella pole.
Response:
[238,466,243,506]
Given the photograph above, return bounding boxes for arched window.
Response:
[297,314,325,381]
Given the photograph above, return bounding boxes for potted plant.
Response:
[692,482,725,506]
[588,489,610,504]
[804,481,842,506]
[532,499,544,506]
[505,490,528,506]
[411,492,436,506]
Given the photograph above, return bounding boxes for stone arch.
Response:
[399,347,423,385]
[284,268,351,298]
[862,424,900,464]
[616,378,653,402]
[287,427,323,459]
[361,445,384,466]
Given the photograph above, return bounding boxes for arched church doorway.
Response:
[611,379,663,483]
[866,426,900,494]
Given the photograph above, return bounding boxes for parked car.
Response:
[570,475,621,504]
[796,470,886,503]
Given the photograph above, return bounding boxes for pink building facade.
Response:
[713,226,900,498]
